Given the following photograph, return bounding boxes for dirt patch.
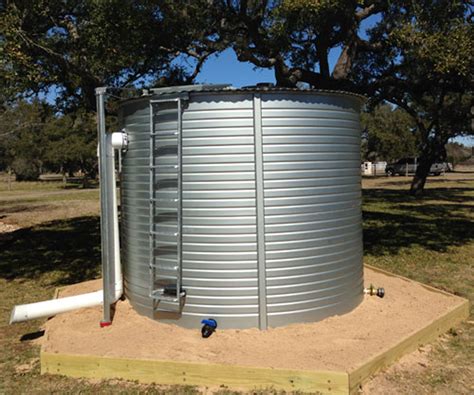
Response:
[0,200,99,228]
[0,221,20,233]
[361,346,434,394]
[14,358,40,375]
[41,267,465,374]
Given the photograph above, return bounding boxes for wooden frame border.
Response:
[348,295,469,394]
[41,352,348,394]
[42,268,469,394]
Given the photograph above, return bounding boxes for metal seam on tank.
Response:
[266,214,362,232]
[265,226,361,246]
[265,207,359,221]
[266,266,362,289]
[268,284,360,316]
[268,285,361,308]
[266,277,362,299]
[267,253,362,271]
[182,312,258,318]
[266,263,361,282]
[267,258,361,276]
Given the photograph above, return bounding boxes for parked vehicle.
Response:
[385,158,448,176]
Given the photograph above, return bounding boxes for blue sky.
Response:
[195,47,342,87]
[195,49,275,87]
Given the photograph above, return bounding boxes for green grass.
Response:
[0,190,99,205]
[1,176,473,393]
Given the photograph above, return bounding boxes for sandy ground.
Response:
[41,267,465,375]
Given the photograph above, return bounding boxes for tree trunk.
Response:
[60,164,67,187]
[410,129,448,196]
[7,168,12,191]
[410,155,432,196]
[317,41,330,79]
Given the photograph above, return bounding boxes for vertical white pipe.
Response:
[97,88,112,324]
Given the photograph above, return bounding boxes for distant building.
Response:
[361,161,387,176]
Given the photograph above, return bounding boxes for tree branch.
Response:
[356,4,377,21]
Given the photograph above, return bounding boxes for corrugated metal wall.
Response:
[119,89,363,329]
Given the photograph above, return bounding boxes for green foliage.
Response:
[446,142,472,166]
[361,104,418,162]
[0,100,51,175]
[354,0,473,194]
[0,100,98,179]
[213,0,377,86]
[11,157,41,181]
[43,110,98,177]
[0,0,216,111]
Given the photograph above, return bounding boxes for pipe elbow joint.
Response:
[111,130,128,151]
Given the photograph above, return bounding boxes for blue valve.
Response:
[201,318,217,338]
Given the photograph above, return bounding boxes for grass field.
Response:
[1,169,473,394]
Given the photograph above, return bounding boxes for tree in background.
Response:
[446,142,472,167]
[43,110,98,182]
[211,0,384,89]
[0,100,51,180]
[0,0,218,111]
[361,104,418,162]
[0,101,98,182]
[354,0,473,195]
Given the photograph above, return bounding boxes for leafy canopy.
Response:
[0,0,221,111]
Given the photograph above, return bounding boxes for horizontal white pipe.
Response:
[10,132,123,324]
[9,283,123,324]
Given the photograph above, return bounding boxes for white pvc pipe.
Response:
[9,133,125,324]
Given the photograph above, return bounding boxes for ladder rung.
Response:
[153,241,177,246]
[155,182,178,188]
[151,264,178,271]
[154,274,178,280]
[150,164,178,169]
[152,208,178,214]
[151,290,186,302]
[151,230,178,237]
[151,131,178,137]
[151,198,179,202]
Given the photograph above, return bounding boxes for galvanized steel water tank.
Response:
[119,85,364,329]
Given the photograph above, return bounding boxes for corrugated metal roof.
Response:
[148,84,231,95]
[145,83,366,102]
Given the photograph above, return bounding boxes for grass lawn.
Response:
[1,169,473,394]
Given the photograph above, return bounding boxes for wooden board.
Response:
[348,296,469,394]
[41,352,348,394]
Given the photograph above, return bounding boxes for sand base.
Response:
[39,266,468,394]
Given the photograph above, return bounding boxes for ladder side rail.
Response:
[176,98,183,301]
[148,102,157,298]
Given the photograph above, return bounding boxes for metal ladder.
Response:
[149,98,185,310]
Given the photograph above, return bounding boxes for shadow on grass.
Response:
[0,216,101,285]
[0,204,53,216]
[363,188,474,255]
